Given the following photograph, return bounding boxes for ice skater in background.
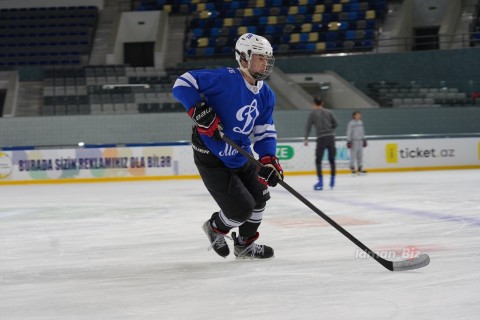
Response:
[346,111,367,175]
[172,33,283,259]
[304,97,338,190]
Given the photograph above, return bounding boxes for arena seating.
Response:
[0,6,98,67]
[368,81,469,108]
[2,1,476,117]
[41,65,184,116]
[136,0,387,58]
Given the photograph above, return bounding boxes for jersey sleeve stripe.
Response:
[173,78,191,88]
[177,72,198,90]
[253,132,277,142]
[253,123,275,134]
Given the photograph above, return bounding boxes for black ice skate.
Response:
[232,232,274,259]
[358,167,367,175]
[202,214,230,258]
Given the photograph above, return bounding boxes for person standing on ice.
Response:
[346,111,367,174]
[172,33,283,259]
[303,97,338,190]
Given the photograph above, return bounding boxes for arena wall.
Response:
[1,107,480,149]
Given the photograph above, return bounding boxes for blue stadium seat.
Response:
[0,5,97,66]
[137,0,386,58]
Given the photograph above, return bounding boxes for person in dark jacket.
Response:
[304,97,338,190]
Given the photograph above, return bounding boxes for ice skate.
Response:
[202,213,230,258]
[330,175,335,189]
[358,167,367,175]
[314,176,323,190]
[232,232,274,259]
[350,167,356,176]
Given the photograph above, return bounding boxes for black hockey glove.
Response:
[363,139,368,147]
[258,155,284,187]
[188,101,223,141]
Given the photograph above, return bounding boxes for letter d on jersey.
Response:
[233,99,259,134]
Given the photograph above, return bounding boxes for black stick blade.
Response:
[390,254,430,271]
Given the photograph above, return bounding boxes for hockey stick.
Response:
[221,133,430,271]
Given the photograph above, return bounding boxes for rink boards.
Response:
[0,135,479,184]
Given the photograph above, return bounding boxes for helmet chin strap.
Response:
[238,60,257,82]
[236,49,260,82]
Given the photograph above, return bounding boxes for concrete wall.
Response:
[289,72,379,109]
[106,11,169,68]
[412,0,450,28]
[439,0,462,49]
[390,0,415,52]
[1,107,479,148]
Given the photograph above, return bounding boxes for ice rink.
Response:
[1,169,479,320]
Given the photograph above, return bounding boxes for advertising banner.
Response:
[278,137,480,174]
[0,146,196,183]
[0,137,479,184]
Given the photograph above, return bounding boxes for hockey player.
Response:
[172,33,283,259]
[303,97,338,190]
[346,111,367,174]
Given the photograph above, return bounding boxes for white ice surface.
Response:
[1,170,480,320]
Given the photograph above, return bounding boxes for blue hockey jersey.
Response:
[172,67,277,169]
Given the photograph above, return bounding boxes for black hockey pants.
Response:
[192,129,270,238]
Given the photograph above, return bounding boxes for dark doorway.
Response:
[413,26,439,51]
[124,42,155,67]
[0,89,6,117]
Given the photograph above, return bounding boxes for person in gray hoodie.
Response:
[346,111,367,174]
[304,97,338,190]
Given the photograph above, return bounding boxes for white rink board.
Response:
[0,137,479,183]
[287,136,480,172]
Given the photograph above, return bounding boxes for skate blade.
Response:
[234,255,275,260]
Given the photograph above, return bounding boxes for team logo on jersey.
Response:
[233,99,259,135]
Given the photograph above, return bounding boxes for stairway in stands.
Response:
[89,0,120,65]
[15,81,43,117]
[164,15,188,68]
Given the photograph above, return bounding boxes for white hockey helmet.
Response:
[235,33,275,81]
